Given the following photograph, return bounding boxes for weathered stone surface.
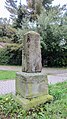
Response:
[22,31,42,73]
[13,94,53,110]
[15,30,53,110]
[16,72,48,99]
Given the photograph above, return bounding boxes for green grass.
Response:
[0,82,67,119]
[0,70,16,80]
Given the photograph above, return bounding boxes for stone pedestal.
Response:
[15,72,53,109]
[16,72,48,98]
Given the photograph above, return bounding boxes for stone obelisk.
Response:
[22,31,42,73]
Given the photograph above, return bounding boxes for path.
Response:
[0,65,67,73]
[0,80,15,95]
[0,65,67,95]
[48,73,67,84]
[0,65,21,71]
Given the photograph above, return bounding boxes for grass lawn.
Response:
[0,70,16,80]
[0,81,67,119]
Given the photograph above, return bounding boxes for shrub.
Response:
[0,44,22,65]
[0,37,12,43]
[41,46,67,67]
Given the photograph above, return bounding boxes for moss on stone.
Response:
[12,94,53,110]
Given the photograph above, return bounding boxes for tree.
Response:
[0,18,11,37]
[12,0,43,28]
[5,0,53,22]
[37,5,67,67]
[26,0,43,14]
[13,5,28,28]
[5,0,17,19]
[42,0,53,10]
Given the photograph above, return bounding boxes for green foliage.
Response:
[37,6,67,67]
[0,94,26,118]
[6,26,16,38]
[0,24,17,43]
[13,5,28,29]
[0,25,6,37]
[0,48,10,65]
[49,82,67,100]
[0,37,11,43]
[0,44,22,65]
[0,3,67,67]
[0,70,16,80]
[5,0,17,19]
[11,27,30,44]
[0,82,67,118]
[42,0,53,9]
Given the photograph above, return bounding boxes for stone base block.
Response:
[16,72,48,99]
[13,94,53,110]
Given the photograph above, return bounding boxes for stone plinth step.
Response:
[12,94,53,110]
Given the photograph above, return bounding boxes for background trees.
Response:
[5,0,17,19]
[37,5,67,66]
[0,0,67,67]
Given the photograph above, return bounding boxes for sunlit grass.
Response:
[0,70,16,80]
